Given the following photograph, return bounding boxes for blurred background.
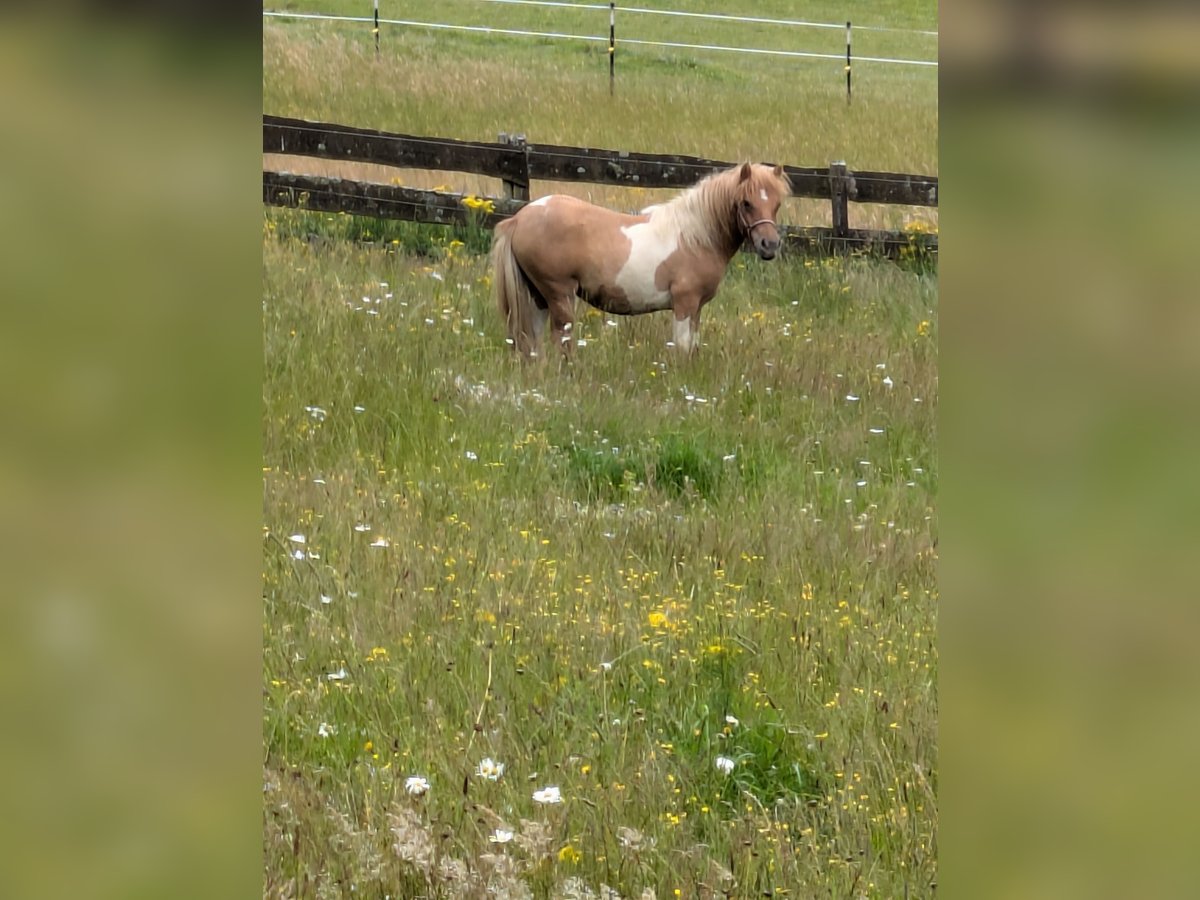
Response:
[0,4,261,898]
[0,1,1197,896]
[941,1,1200,897]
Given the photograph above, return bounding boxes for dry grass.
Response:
[262,10,938,232]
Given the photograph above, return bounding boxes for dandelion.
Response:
[462,196,497,215]
[647,611,668,629]
[489,828,514,844]
[715,756,735,775]
[477,758,505,781]
[917,320,931,336]
[533,785,562,804]
[405,776,430,797]
[558,843,582,864]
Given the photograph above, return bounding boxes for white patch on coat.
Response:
[673,317,694,352]
[760,189,769,201]
[614,221,677,311]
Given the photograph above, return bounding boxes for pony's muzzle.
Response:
[754,232,781,260]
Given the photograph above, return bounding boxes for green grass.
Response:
[263,3,936,896]
[262,227,937,897]
[263,1,938,179]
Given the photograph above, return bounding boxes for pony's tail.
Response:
[491,223,537,356]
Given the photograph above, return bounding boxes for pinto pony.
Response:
[492,162,789,357]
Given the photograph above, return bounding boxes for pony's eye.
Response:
[741,200,752,209]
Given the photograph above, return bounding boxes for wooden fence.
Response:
[263,115,937,257]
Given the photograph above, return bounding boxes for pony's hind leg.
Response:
[525,274,579,359]
[531,301,549,354]
[548,298,577,359]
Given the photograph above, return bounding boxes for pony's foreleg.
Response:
[670,296,703,355]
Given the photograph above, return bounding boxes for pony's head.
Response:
[733,162,788,260]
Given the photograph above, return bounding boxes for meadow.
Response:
[263,2,937,896]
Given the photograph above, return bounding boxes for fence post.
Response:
[609,3,616,96]
[498,132,530,202]
[374,0,380,56]
[830,161,850,244]
[845,22,852,103]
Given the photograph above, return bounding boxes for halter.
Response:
[738,205,777,240]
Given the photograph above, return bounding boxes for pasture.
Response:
[263,2,937,896]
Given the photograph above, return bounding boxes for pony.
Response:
[491,162,789,357]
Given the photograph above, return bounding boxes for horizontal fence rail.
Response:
[263,173,936,259]
[264,115,939,208]
[263,172,525,228]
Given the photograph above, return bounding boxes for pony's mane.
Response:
[646,163,791,252]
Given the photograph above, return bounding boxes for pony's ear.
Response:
[738,162,752,182]
[773,164,784,177]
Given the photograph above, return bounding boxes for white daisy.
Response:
[532,785,562,804]
[405,776,430,797]
[476,758,505,781]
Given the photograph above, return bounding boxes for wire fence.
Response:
[262,5,939,68]
[468,0,938,36]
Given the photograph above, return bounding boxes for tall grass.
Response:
[264,2,936,896]
[262,221,937,896]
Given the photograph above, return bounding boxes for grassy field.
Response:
[263,0,937,232]
[263,2,937,897]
